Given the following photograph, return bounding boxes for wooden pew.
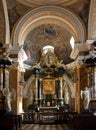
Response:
[12,115,22,130]
[71,114,96,130]
[0,116,15,130]
[0,115,22,130]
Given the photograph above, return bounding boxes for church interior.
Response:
[0,0,96,130]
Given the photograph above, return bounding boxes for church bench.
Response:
[70,114,96,130]
[0,115,21,130]
[12,115,22,130]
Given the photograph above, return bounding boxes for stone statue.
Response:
[41,49,57,67]
[2,87,16,111]
[81,87,90,110]
[64,83,70,104]
[2,87,12,111]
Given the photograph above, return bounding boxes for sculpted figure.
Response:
[81,87,90,110]
[41,50,57,67]
[3,87,12,111]
[64,83,70,104]
[2,87,16,111]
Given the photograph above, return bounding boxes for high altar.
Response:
[21,48,74,123]
[25,49,71,111]
[0,42,96,120]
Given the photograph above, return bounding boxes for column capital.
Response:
[86,40,95,50]
[70,43,88,60]
[9,46,21,55]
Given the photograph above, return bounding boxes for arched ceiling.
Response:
[17,0,78,6]
[11,4,87,67]
[12,6,86,46]
[23,24,73,66]
[3,0,90,68]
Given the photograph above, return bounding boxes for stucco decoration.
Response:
[6,0,89,32]
[23,24,73,66]
[17,0,78,6]
[12,6,86,46]
[88,0,96,39]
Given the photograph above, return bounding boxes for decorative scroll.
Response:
[43,79,55,94]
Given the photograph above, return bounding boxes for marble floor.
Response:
[21,124,69,130]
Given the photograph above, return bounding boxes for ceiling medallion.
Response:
[17,0,78,7]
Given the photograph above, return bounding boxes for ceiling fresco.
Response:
[6,0,90,33]
[23,24,73,66]
[69,0,90,28]
[17,0,78,6]
[5,0,90,67]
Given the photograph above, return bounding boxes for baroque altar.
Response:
[25,47,71,113]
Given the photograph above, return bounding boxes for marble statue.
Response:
[2,87,12,111]
[81,87,90,110]
[40,49,57,67]
[64,83,70,104]
[2,87,16,111]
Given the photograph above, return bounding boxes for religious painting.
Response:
[43,79,55,94]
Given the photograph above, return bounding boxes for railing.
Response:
[20,112,72,124]
[20,112,36,123]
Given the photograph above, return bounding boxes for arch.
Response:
[62,74,75,98]
[23,75,35,98]
[2,0,10,44]
[11,6,86,46]
[88,0,96,39]
[17,0,79,6]
[12,6,84,102]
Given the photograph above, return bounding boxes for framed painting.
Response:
[43,79,55,94]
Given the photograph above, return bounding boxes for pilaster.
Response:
[9,65,23,114]
[75,64,88,113]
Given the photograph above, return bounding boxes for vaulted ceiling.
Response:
[0,0,90,66]
[17,0,81,6]
[24,24,73,66]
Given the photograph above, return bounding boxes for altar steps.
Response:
[21,124,69,130]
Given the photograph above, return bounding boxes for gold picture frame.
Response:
[43,79,55,94]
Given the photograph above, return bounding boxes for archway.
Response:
[11,6,86,114]
[11,6,86,46]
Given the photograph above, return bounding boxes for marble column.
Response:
[59,77,63,99]
[0,69,3,90]
[38,79,42,100]
[89,67,96,99]
[35,78,38,103]
[93,67,96,98]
